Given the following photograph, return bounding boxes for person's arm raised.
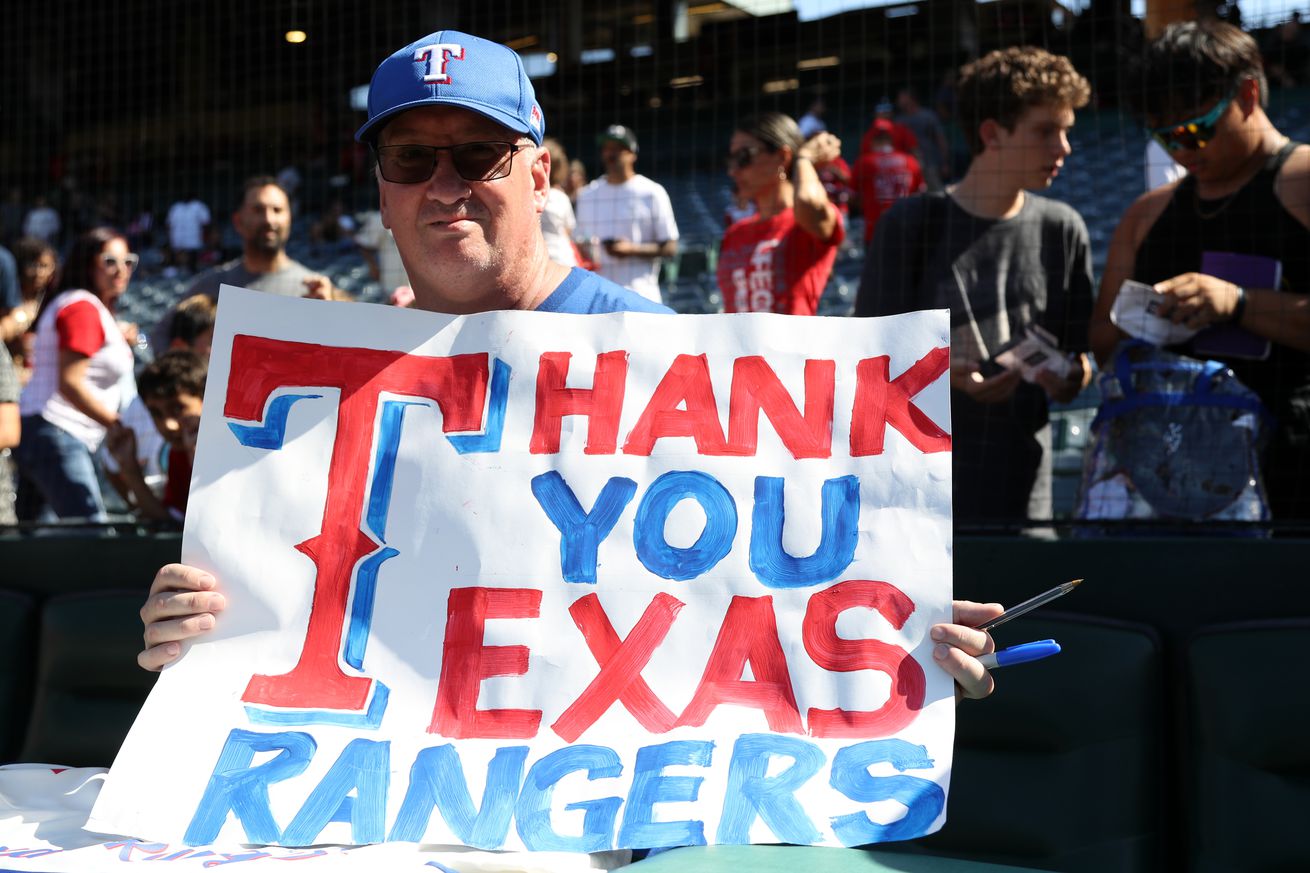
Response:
[792,133,842,244]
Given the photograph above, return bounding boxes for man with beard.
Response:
[153,177,341,350]
[574,125,679,304]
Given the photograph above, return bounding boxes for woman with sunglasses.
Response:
[15,227,138,521]
[717,112,845,315]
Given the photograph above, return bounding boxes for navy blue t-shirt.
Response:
[536,267,672,315]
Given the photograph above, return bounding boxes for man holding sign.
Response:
[126,28,1001,855]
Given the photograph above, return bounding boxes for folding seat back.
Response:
[1187,620,1310,872]
[898,613,1167,872]
[0,590,37,763]
[19,592,157,767]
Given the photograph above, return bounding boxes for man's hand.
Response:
[1034,352,1090,404]
[933,600,1004,700]
[303,274,344,301]
[1153,273,1242,329]
[139,564,226,671]
[950,364,1022,404]
[390,284,415,308]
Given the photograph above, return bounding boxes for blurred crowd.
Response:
[1,15,1306,532]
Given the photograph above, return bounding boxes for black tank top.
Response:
[1133,141,1310,433]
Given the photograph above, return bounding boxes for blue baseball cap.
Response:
[356,30,545,145]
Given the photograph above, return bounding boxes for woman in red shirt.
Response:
[717,112,845,315]
[15,227,137,521]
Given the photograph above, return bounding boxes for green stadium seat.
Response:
[19,591,157,768]
[0,590,37,763]
[888,613,1166,871]
[1186,620,1310,872]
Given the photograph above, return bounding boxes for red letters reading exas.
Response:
[437,579,925,742]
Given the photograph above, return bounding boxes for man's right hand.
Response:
[950,365,1022,404]
[139,564,225,671]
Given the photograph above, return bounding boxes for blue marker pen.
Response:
[977,639,1061,670]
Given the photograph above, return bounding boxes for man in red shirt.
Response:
[853,120,925,244]
[860,98,919,157]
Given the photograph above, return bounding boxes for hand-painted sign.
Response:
[89,287,954,852]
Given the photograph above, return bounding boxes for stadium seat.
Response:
[18,591,158,768]
[887,613,1167,871]
[1186,620,1310,872]
[0,590,37,763]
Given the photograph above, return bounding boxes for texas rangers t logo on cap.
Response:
[415,43,465,84]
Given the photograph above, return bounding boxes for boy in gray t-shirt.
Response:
[856,47,1094,524]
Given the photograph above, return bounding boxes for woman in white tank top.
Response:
[15,227,137,521]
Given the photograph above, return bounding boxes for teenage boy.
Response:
[102,294,216,505]
[855,47,1094,524]
[105,351,205,522]
[1092,21,1310,520]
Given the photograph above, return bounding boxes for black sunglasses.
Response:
[727,146,766,171]
[374,141,523,184]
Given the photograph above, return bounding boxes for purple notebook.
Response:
[1190,251,1282,361]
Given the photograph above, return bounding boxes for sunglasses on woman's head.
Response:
[100,253,139,271]
[727,146,765,171]
[1148,92,1234,153]
[374,142,522,184]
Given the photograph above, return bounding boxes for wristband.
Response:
[1228,285,1247,325]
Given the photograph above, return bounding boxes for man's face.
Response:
[233,184,292,255]
[23,251,56,290]
[376,105,549,314]
[1147,91,1242,183]
[145,392,204,455]
[601,140,636,175]
[991,102,1075,190]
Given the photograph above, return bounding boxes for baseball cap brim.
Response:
[356,98,533,144]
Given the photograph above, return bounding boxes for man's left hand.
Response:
[1153,273,1242,329]
[933,600,1003,701]
[303,275,343,301]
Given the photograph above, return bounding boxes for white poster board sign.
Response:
[89,287,954,852]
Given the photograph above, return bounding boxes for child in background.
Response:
[105,350,206,522]
[101,294,216,510]
[165,293,216,361]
